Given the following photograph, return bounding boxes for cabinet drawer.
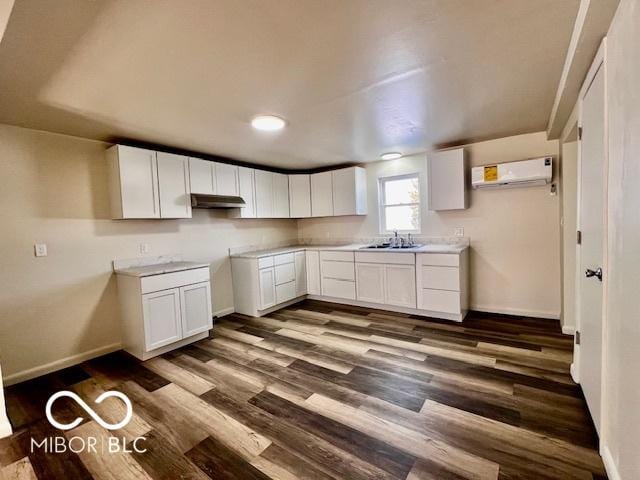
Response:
[275,262,295,285]
[258,256,274,269]
[421,266,460,291]
[419,289,461,314]
[274,253,295,266]
[321,260,355,281]
[418,253,460,267]
[320,251,354,262]
[322,278,356,300]
[276,280,297,304]
[355,251,415,265]
[141,267,209,294]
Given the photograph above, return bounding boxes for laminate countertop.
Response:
[114,261,210,277]
[230,243,468,259]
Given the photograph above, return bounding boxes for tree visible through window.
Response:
[378,173,420,233]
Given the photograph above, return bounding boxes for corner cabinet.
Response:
[427,148,468,211]
[332,167,367,216]
[311,171,334,217]
[117,267,212,360]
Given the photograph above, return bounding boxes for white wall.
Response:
[0,124,298,381]
[602,0,640,477]
[298,132,561,318]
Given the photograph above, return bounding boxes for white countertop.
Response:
[114,261,210,277]
[230,243,468,259]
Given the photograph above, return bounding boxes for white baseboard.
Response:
[0,417,11,439]
[4,343,122,386]
[562,325,576,335]
[601,444,621,480]
[471,304,560,320]
[570,363,579,383]
[214,307,235,318]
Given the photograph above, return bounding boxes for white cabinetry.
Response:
[233,167,257,218]
[428,148,468,210]
[117,267,212,360]
[289,174,311,218]
[311,172,334,217]
[272,173,290,218]
[214,163,239,196]
[354,252,416,308]
[320,251,356,300]
[332,167,367,216]
[355,263,385,303]
[107,145,160,219]
[157,152,192,219]
[306,250,321,295]
[259,267,276,309]
[188,158,215,194]
[255,170,273,218]
[416,251,468,317]
[295,251,307,296]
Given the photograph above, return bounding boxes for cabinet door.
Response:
[295,251,307,296]
[385,265,416,308]
[259,267,276,309]
[306,251,321,295]
[237,167,256,218]
[188,158,215,194]
[356,263,385,304]
[113,146,160,219]
[255,170,273,218]
[215,163,239,196]
[311,172,333,217]
[157,152,192,218]
[289,175,311,218]
[272,173,290,218]
[142,288,182,351]
[179,282,213,337]
[427,148,467,210]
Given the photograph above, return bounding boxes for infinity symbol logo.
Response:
[45,391,133,431]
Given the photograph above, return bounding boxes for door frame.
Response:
[574,38,610,451]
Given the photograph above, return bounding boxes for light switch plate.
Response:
[454,227,464,237]
[34,243,48,257]
[139,243,150,255]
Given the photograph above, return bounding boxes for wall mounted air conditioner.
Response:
[471,157,552,189]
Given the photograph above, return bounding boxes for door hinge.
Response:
[577,230,582,245]
[578,126,583,140]
[575,331,581,345]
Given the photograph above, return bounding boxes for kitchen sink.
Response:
[360,244,423,250]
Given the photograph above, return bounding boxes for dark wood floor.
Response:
[1,300,606,479]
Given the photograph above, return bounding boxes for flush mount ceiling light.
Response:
[380,152,403,160]
[251,115,286,132]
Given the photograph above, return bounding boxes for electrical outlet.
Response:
[139,243,150,255]
[454,227,464,237]
[34,243,48,257]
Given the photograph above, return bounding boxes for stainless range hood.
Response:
[190,193,246,209]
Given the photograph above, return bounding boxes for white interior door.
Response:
[578,63,605,433]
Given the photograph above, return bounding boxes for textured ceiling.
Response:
[0,0,579,168]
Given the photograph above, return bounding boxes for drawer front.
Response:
[274,253,295,266]
[321,260,355,281]
[141,267,209,294]
[276,280,297,304]
[320,250,354,262]
[275,262,295,285]
[322,278,356,300]
[258,256,274,269]
[421,266,460,291]
[355,251,415,265]
[419,289,461,314]
[418,253,460,267]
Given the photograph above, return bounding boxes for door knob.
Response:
[585,267,603,281]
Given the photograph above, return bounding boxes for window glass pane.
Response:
[384,205,419,231]
[384,177,419,205]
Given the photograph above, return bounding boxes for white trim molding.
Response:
[562,325,576,335]
[601,444,621,480]
[471,305,561,320]
[214,307,235,318]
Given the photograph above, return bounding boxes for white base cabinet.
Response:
[117,267,212,360]
[355,252,416,308]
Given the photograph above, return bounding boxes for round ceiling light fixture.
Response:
[251,115,286,132]
[380,152,403,161]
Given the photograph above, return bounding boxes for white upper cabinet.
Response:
[288,174,311,218]
[156,152,192,218]
[427,148,468,210]
[255,170,274,218]
[214,163,239,196]
[272,173,290,218]
[235,167,256,218]
[311,171,334,217]
[107,145,160,219]
[188,158,215,195]
[332,166,367,216]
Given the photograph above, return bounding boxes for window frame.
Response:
[378,172,421,234]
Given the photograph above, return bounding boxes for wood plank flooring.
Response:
[1,300,606,479]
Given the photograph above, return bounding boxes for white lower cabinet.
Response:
[355,262,416,308]
[259,267,276,309]
[306,251,321,295]
[295,251,307,296]
[356,263,385,303]
[117,266,212,360]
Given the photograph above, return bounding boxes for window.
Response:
[378,173,421,233]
